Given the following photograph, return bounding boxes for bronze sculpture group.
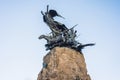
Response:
[39,5,95,52]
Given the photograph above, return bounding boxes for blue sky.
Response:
[0,0,120,80]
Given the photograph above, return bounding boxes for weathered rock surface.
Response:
[37,47,91,80]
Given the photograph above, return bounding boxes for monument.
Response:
[39,5,95,52]
[37,5,95,80]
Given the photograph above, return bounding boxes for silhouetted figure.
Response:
[39,5,95,52]
[41,8,68,34]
